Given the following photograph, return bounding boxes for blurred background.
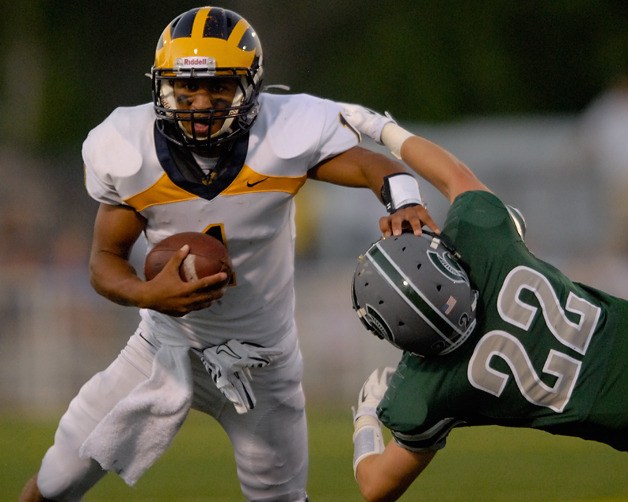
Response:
[1,0,627,413]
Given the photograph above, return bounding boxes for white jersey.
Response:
[83,93,359,348]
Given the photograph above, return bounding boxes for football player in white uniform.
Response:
[19,6,437,502]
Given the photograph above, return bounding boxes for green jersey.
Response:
[378,191,628,452]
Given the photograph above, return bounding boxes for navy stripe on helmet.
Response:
[170,9,199,38]
[203,8,239,40]
[238,27,260,52]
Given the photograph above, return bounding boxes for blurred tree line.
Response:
[1,0,626,154]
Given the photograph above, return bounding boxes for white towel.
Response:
[79,344,193,486]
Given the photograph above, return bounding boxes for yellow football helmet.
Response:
[151,7,264,150]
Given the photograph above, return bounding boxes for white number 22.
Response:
[468,266,601,412]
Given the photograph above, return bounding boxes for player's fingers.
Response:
[416,207,441,235]
[388,212,409,237]
[401,211,425,236]
[380,209,413,237]
[165,244,191,271]
[195,271,230,291]
[190,274,229,302]
[379,215,393,237]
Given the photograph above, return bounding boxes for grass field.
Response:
[4,408,627,501]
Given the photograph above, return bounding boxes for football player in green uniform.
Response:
[342,104,628,501]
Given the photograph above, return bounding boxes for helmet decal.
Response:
[426,245,469,284]
[442,295,457,315]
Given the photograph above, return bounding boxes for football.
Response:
[144,232,232,283]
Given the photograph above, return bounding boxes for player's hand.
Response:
[353,367,396,422]
[380,204,441,237]
[340,102,395,143]
[142,245,228,316]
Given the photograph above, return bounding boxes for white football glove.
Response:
[196,340,281,414]
[353,366,396,422]
[351,367,395,477]
[340,103,396,144]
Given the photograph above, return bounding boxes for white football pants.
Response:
[36,329,309,501]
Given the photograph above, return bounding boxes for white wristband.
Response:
[381,173,423,213]
[381,122,414,159]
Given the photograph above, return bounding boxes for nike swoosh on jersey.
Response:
[246,177,269,187]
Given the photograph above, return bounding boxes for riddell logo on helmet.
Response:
[175,57,216,69]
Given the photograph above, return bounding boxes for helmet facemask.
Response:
[153,69,262,150]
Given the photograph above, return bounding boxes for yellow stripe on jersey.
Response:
[124,166,305,211]
[223,165,307,196]
[124,173,198,211]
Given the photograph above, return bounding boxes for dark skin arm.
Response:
[89,203,228,317]
[308,145,440,236]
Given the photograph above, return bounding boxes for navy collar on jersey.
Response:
[154,124,249,201]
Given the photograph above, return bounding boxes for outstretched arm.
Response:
[393,131,489,203]
[308,145,440,235]
[341,104,490,204]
